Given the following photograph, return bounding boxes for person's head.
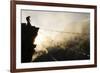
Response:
[26,16,30,22]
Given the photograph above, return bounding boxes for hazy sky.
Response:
[21,10,90,32]
[21,10,90,52]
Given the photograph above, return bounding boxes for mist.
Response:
[32,18,90,61]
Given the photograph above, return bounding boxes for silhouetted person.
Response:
[21,16,39,63]
[26,16,31,27]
